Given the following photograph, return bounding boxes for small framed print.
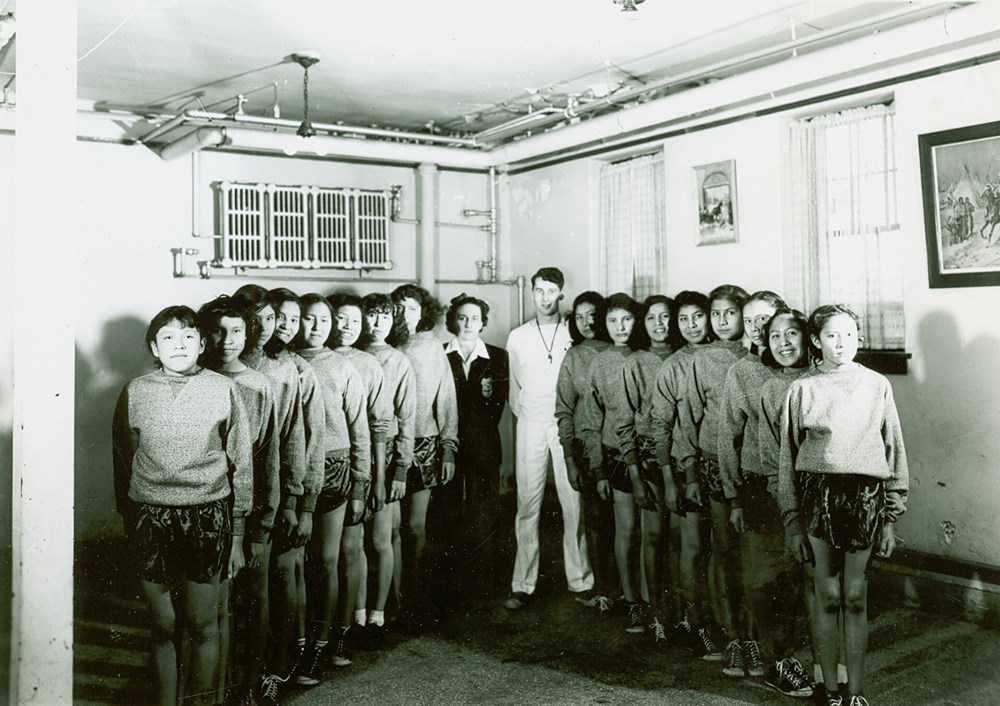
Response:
[695,159,738,246]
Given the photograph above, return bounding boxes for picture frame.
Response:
[919,119,1000,288]
[695,159,738,246]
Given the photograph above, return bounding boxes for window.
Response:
[215,181,393,270]
[787,104,904,351]
[598,152,666,300]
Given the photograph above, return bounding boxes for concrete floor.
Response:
[74,493,1000,705]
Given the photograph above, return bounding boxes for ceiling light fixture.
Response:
[613,0,644,12]
[284,51,322,156]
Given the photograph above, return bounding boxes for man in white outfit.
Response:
[504,267,593,609]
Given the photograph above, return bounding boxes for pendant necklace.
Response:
[536,314,561,364]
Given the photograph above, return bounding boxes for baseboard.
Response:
[871,548,1000,626]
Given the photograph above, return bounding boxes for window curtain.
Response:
[599,152,666,300]
[787,104,904,349]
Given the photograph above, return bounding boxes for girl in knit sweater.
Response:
[619,295,674,642]
[359,293,417,643]
[581,293,645,634]
[651,290,719,660]
[755,307,819,698]
[197,296,279,704]
[676,284,749,670]
[778,305,908,706]
[328,293,392,663]
[294,293,371,686]
[556,291,613,611]
[715,290,786,678]
[112,305,252,706]
[389,284,459,624]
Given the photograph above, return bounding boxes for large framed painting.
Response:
[919,119,1000,288]
[695,160,738,246]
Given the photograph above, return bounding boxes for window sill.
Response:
[856,349,911,375]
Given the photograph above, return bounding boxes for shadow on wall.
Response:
[75,316,151,541]
[902,309,1000,564]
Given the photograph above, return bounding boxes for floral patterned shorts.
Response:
[799,472,885,552]
[132,498,231,585]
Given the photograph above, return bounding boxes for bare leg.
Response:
[641,483,666,617]
[339,524,364,630]
[140,580,178,706]
[843,545,875,698]
[246,538,272,686]
[310,504,347,643]
[808,536,843,696]
[371,505,395,612]
[612,489,639,603]
[295,548,306,643]
[357,526,369,619]
[390,502,403,609]
[215,579,231,703]
[403,488,432,608]
[679,511,708,626]
[181,577,222,705]
[269,545,299,677]
[708,497,742,638]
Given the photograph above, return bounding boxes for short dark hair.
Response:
[295,293,335,349]
[145,305,201,366]
[598,292,641,344]
[391,284,443,333]
[629,294,673,351]
[362,292,409,348]
[568,290,607,345]
[327,292,366,349]
[760,307,809,369]
[197,295,261,369]
[669,290,712,349]
[807,303,862,363]
[708,284,750,310]
[530,267,565,290]
[445,294,490,336]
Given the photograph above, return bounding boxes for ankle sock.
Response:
[368,610,385,627]
[353,609,367,627]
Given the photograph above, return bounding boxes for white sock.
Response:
[838,663,848,683]
[368,610,385,627]
[354,609,367,627]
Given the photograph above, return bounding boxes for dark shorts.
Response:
[132,498,231,585]
[741,472,784,535]
[345,480,373,527]
[315,454,351,514]
[800,472,885,552]
[636,435,663,488]
[270,510,298,556]
[406,436,442,493]
[698,454,727,503]
[602,446,632,494]
[671,463,704,516]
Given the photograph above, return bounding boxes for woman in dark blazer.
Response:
[440,293,509,590]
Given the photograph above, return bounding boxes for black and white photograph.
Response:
[5,2,1000,706]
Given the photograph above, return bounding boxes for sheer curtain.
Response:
[599,152,666,300]
[787,104,904,349]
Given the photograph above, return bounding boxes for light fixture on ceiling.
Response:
[284,51,323,156]
[613,0,644,12]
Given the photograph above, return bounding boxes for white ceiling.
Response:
[65,0,962,142]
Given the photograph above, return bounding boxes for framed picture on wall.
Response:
[919,119,1000,288]
[695,159,738,246]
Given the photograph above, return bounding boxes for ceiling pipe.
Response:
[491,1,1000,167]
[155,126,228,161]
[477,0,957,148]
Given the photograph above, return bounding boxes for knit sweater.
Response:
[757,366,813,532]
[398,332,459,452]
[650,344,701,468]
[336,347,393,445]
[112,368,253,536]
[676,339,748,471]
[777,363,909,531]
[555,338,610,456]
[620,347,673,465]
[506,317,573,424]
[581,345,633,476]
[244,348,309,510]
[219,367,280,541]
[366,342,417,482]
[717,355,780,502]
[277,350,326,512]
[297,347,371,500]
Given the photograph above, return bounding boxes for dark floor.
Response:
[75,492,1000,705]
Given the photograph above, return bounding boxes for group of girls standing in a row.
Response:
[113,283,503,706]
[555,285,908,706]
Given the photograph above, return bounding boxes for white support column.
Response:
[417,163,438,293]
[11,2,77,704]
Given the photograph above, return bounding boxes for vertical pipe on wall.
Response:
[418,163,438,293]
